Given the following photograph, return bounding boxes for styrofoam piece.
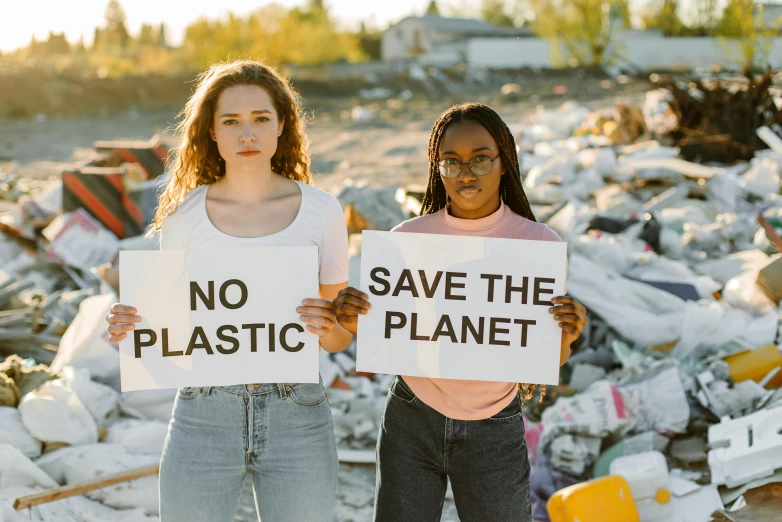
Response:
[708,408,782,488]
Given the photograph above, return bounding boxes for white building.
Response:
[757,0,782,30]
[381,15,532,65]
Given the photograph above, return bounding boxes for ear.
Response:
[278,120,284,137]
[209,129,216,141]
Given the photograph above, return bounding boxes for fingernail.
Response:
[134,316,142,322]
[548,307,555,313]
[129,308,137,314]
[126,324,135,330]
[555,315,562,320]
[299,315,306,321]
[296,307,303,312]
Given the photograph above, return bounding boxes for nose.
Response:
[240,122,255,143]
[456,164,477,182]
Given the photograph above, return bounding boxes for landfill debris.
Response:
[609,451,672,522]
[708,408,782,488]
[1,79,782,521]
[546,474,640,522]
[657,69,782,164]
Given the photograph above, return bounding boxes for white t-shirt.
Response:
[160,180,349,285]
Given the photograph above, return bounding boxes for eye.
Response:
[256,116,270,122]
[442,158,460,165]
[472,155,491,162]
[222,119,237,125]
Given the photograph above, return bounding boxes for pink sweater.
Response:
[392,201,562,420]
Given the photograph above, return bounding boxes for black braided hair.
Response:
[420,102,536,222]
[421,103,547,404]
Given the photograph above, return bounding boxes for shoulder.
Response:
[391,211,443,233]
[298,181,342,212]
[159,185,208,248]
[506,211,562,242]
[163,185,206,230]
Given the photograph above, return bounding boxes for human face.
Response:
[211,84,283,174]
[438,121,504,220]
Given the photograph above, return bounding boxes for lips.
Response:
[457,187,480,199]
[237,150,260,156]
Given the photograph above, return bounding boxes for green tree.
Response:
[716,0,778,69]
[641,0,686,35]
[104,0,130,49]
[530,0,629,66]
[481,0,516,26]
[182,4,365,69]
[426,0,441,15]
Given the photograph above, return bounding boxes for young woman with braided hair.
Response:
[334,103,588,522]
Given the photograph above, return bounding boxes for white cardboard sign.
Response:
[118,247,319,391]
[356,231,567,385]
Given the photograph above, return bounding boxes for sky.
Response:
[0,0,429,53]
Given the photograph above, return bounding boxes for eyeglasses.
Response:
[438,154,500,178]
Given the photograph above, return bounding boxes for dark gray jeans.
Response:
[374,376,532,522]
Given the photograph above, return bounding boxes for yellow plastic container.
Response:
[547,475,640,522]
[725,345,782,388]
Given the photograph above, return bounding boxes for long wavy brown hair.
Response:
[150,60,311,234]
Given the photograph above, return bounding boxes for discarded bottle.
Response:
[547,475,640,522]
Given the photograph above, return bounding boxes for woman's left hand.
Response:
[297,298,338,337]
[549,296,588,347]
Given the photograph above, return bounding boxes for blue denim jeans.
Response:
[159,381,337,522]
[374,376,532,522]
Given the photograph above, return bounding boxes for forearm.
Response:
[320,322,353,353]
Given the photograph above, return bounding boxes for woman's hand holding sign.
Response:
[333,287,371,336]
[296,298,339,337]
[549,296,588,365]
[106,304,141,343]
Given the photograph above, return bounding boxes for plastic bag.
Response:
[18,380,98,446]
[104,419,169,457]
[51,293,120,389]
[619,363,690,435]
[0,407,41,458]
[0,445,56,490]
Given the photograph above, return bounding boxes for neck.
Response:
[214,162,278,203]
[448,197,501,220]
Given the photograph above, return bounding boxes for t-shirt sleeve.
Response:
[319,195,349,285]
[158,216,185,251]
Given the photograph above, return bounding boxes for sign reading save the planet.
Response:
[356,231,567,385]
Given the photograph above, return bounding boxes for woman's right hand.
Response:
[333,287,371,336]
[106,304,141,343]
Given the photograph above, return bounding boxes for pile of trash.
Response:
[0,74,781,521]
[331,84,782,520]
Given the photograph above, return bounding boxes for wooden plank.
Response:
[13,464,160,510]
